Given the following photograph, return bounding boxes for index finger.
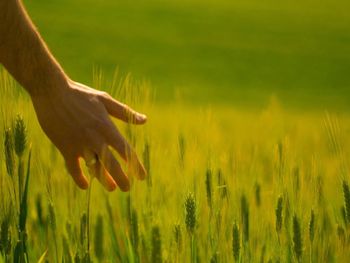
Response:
[99,93,147,124]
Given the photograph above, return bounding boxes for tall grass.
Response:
[1,69,350,262]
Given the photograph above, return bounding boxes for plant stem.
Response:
[87,178,93,254]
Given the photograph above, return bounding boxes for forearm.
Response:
[0,0,67,97]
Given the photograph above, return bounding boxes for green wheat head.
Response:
[14,115,26,158]
[275,196,283,235]
[292,214,302,262]
[185,193,196,236]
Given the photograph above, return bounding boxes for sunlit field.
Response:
[1,0,350,262]
[1,70,350,262]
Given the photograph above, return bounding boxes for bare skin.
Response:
[0,0,147,191]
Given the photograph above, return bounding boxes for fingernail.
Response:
[138,114,147,121]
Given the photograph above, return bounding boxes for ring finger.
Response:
[84,148,118,191]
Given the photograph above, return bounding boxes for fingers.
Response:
[86,159,117,192]
[99,148,130,192]
[101,122,147,180]
[99,93,147,124]
[65,156,89,189]
[84,146,131,191]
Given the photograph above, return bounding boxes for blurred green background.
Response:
[25,0,350,110]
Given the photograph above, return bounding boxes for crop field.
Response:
[1,70,350,262]
[1,0,350,262]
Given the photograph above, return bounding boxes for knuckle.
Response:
[99,91,111,100]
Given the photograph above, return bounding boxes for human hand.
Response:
[31,79,147,191]
[0,0,147,191]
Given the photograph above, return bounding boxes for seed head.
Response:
[14,115,27,157]
[275,196,283,234]
[185,193,196,235]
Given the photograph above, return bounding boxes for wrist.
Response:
[27,60,69,99]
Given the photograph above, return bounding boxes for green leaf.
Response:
[37,249,48,263]
[19,148,31,232]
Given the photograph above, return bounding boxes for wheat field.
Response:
[1,69,350,262]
